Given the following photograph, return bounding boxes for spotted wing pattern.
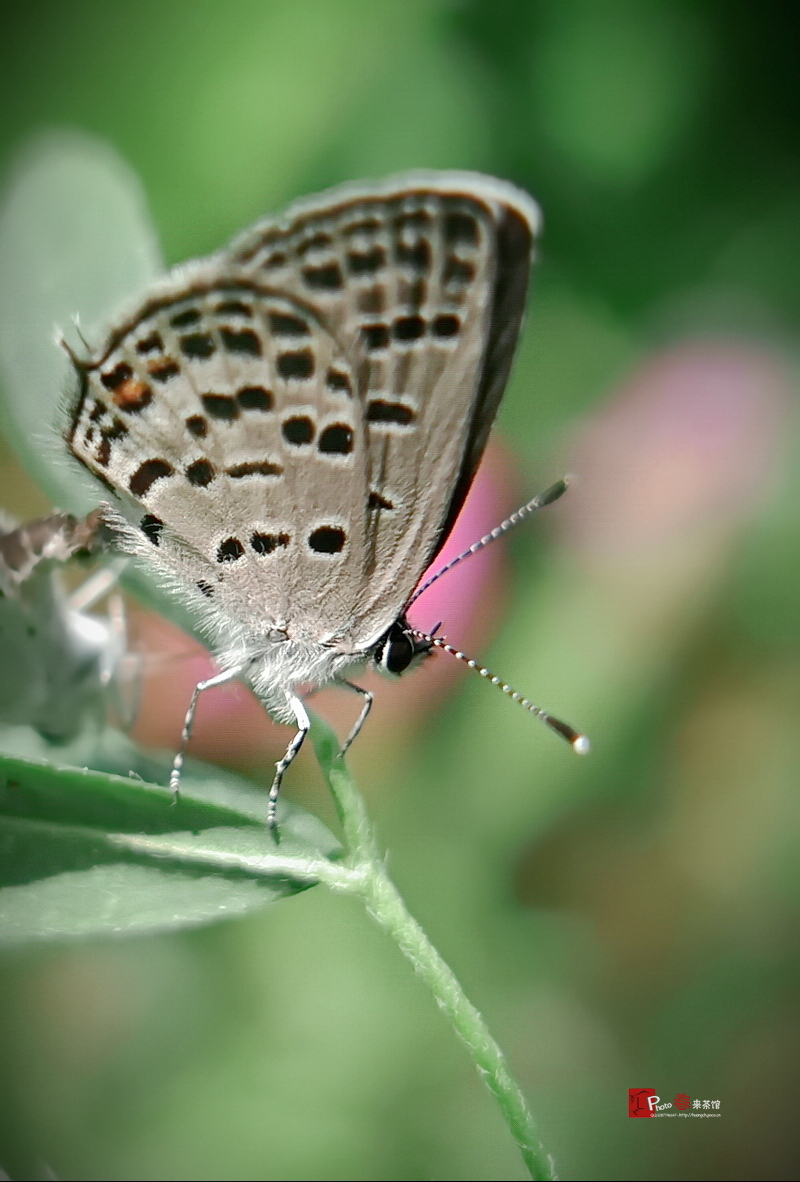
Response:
[68,282,371,642]
[67,173,538,651]
[229,175,538,636]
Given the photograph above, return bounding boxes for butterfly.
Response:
[64,170,584,831]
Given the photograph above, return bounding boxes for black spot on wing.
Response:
[96,418,128,467]
[185,459,215,487]
[277,350,314,380]
[431,313,460,338]
[148,358,180,383]
[443,257,474,288]
[282,417,315,446]
[237,385,273,411]
[217,537,245,562]
[443,210,479,244]
[96,436,112,467]
[136,332,163,355]
[140,514,163,545]
[268,311,309,336]
[170,307,201,328]
[101,362,133,390]
[347,246,386,274]
[394,238,431,271]
[296,232,333,256]
[226,461,283,478]
[302,262,343,290]
[318,424,353,455]
[361,323,389,350]
[220,327,262,356]
[393,315,425,341]
[308,526,346,554]
[366,401,415,425]
[215,299,252,317]
[251,531,290,554]
[186,415,208,438]
[326,369,352,395]
[201,394,239,421]
[129,459,174,498]
[180,333,216,359]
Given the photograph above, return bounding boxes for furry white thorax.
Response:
[231,640,364,725]
[199,594,371,724]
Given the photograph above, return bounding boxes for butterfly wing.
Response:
[67,173,538,652]
[67,279,375,644]
[229,172,539,642]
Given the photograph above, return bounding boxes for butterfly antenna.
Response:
[413,629,590,754]
[409,478,569,607]
[69,313,94,354]
[57,314,99,370]
[57,332,88,371]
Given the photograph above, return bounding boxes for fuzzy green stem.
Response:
[358,868,554,1180]
[308,717,555,1181]
[309,717,380,863]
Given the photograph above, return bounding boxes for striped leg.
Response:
[169,665,245,799]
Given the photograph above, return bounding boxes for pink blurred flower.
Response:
[560,343,790,557]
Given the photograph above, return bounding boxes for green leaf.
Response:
[0,130,162,514]
[0,749,341,946]
[0,130,200,634]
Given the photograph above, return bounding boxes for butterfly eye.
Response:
[374,623,414,675]
[373,620,431,675]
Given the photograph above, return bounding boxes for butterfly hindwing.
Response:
[68,281,382,639]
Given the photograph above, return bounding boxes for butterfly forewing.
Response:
[229,175,538,640]
[67,172,538,653]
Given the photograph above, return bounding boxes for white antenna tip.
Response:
[571,734,591,755]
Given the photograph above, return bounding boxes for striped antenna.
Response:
[413,630,590,755]
[409,478,568,607]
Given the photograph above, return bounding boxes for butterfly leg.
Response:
[268,693,310,835]
[169,665,245,800]
[336,680,373,759]
[66,556,127,613]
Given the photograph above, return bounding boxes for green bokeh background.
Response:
[1,1,799,1178]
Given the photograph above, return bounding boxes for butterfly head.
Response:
[372,618,433,677]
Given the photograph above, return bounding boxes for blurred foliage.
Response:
[1,1,799,1179]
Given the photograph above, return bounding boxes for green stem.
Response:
[359,869,554,1180]
[308,717,555,1182]
[309,718,379,862]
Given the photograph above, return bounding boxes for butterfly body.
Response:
[65,171,540,821]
